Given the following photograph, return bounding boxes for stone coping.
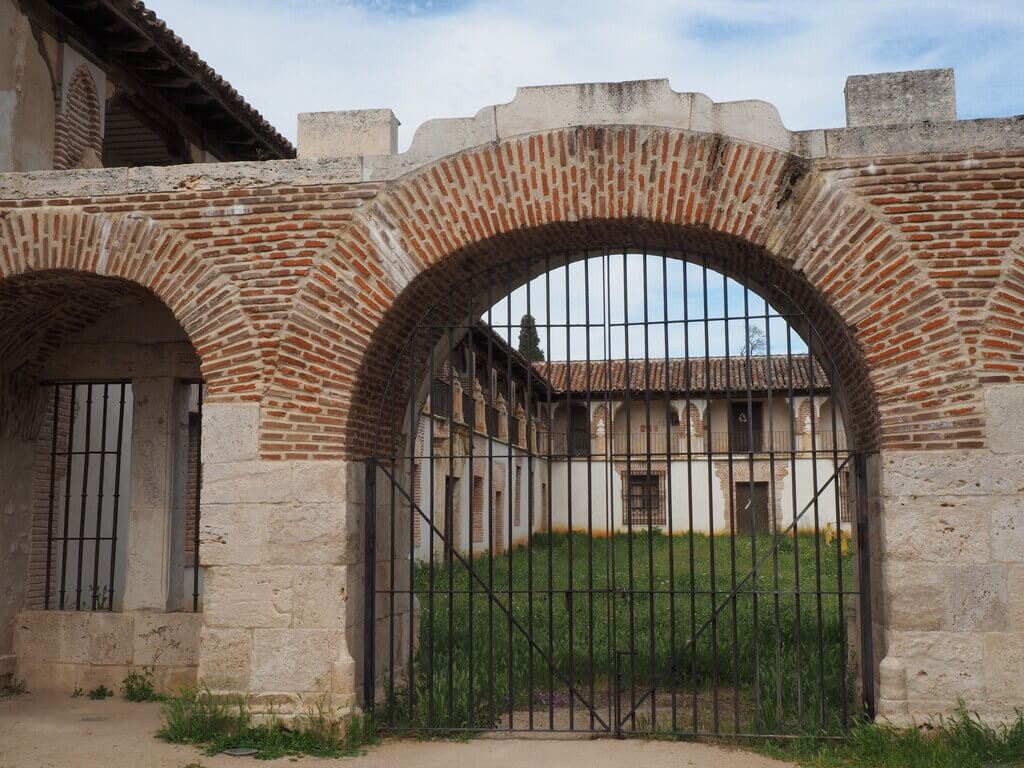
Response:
[0,79,1022,199]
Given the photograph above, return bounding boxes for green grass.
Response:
[759,706,1024,767]
[121,667,165,702]
[157,686,379,760]
[87,684,114,700]
[0,677,27,698]
[385,529,855,736]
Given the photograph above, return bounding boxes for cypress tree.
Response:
[517,313,545,362]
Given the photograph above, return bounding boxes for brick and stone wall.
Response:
[0,73,1022,721]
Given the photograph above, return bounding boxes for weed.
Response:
[758,704,1024,768]
[157,686,378,760]
[88,584,110,610]
[87,685,114,700]
[71,687,84,698]
[0,677,27,698]
[122,667,163,702]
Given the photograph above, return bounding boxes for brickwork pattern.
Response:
[53,66,102,172]
[3,131,1018,461]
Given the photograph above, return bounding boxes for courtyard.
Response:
[0,693,792,768]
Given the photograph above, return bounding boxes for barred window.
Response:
[626,473,664,526]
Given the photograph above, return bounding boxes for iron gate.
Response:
[364,249,873,738]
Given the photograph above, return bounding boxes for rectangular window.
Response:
[729,402,763,452]
[444,475,460,555]
[471,475,484,544]
[493,489,505,551]
[514,465,522,527]
[734,481,770,534]
[538,480,548,531]
[626,474,664,526]
[839,468,851,523]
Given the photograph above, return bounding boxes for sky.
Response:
[147,0,1024,150]
[484,254,806,360]
[144,0,1023,360]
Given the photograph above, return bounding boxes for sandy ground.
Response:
[0,692,795,768]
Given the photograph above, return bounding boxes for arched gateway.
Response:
[1,75,1022,735]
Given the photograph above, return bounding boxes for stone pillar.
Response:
[122,378,189,612]
[473,379,486,433]
[197,402,361,715]
[452,377,464,424]
[496,393,508,441]
[515,405,527,449]
[0,435,35,685]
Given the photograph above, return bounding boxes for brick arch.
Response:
[54,65,102,170]
[977,233,1024,383]
[0,209,261,400]
[279,126,979,458]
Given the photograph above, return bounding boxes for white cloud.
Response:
[148,0,1023,148]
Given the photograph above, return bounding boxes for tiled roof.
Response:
[534,355,830,395]
[40,0,294,160]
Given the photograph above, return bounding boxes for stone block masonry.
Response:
[0,72,1022,723]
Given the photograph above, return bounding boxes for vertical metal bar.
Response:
[618,249,634,729]
[564,250,576,731]
[406,329,419,727]
[764,300,785,728]
[583,251,596,732]
[446,292,456,728]
[504,259,516,732]
[44,385,60,609]
[641,249,657,728]
[722,261,741,734]
[701,254,719,734]
[525,252,536,730]
[364,457,377,712]
[602,248,616,735]
[683,259,699,735]
[107,384,127,610]
[855,450,876,720]
[388,393,397,719]
[426,325,437,726]
[484,277,496,728]
[544,252,555,730]
[742,261,761,735]
[622,250,637,731]
[826,347,848,730]
[466,286,478,729]
[74,384,94,610]
[805,328,827,729]
[784,310,804,723]
[193,384,204,613]
[661,252,678,734]
[90,384,109,611]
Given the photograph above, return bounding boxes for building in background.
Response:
[1,0,293,172]
[414,323,850,561]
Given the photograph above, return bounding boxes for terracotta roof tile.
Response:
[533,355,829,395]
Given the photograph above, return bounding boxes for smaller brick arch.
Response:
[0,209,261,401]
[54,66,102,170]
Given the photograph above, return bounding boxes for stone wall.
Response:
[14,610,199,693]
[877,383,1024,722]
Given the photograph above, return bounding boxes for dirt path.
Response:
[0,693,796,768]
